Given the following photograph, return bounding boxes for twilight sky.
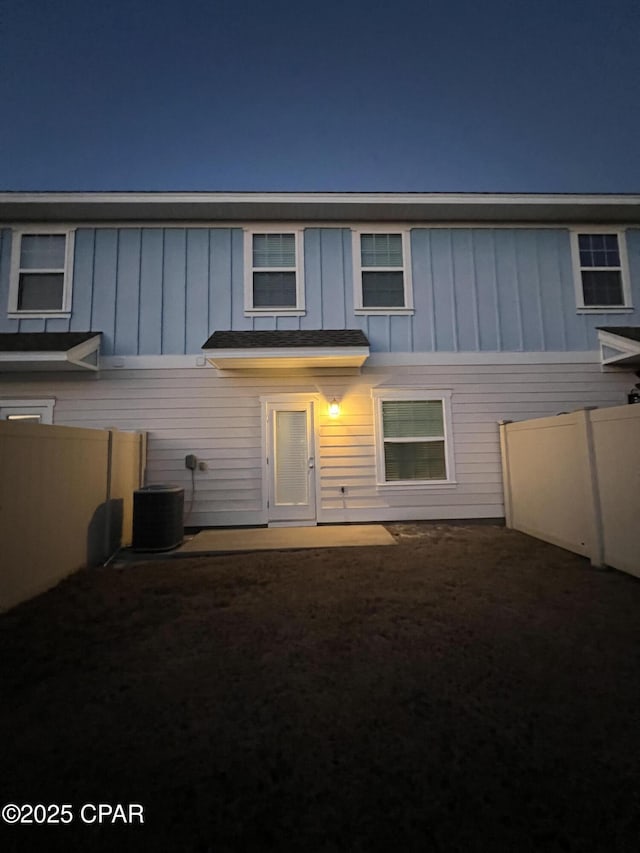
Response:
[1,0,639,192]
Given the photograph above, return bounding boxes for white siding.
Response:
[0,361,631,526]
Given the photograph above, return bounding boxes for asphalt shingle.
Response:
[202,330,370,349]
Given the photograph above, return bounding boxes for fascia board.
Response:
[206,346,369,369]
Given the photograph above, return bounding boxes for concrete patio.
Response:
[174,523,397,555]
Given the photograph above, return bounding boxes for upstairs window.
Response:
[372,390,455,487]
[9,230,74,315]
[571,231,631,310]
[354,230,413,313]
[244,230,305,314]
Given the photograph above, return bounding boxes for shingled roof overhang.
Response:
[1,192,640,225]
[0,332,102,371]
[202,330,370,369]
[597,327,640,367]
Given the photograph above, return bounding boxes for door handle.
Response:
[308,458,315,469]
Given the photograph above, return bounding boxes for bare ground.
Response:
[1,524,640,852]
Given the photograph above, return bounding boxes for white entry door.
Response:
[266,400,316,524]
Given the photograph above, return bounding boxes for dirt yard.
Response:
[1,524,640,852]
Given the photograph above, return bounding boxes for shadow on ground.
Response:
[1,524,640,852]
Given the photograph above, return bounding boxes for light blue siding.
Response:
[365,315,391,352]
[409,230,435,352]
[302,228,349,331]
[559,235,590,351]
[138,229,164,354]
[275,316,300,331]
[494,231,523,350]
[90,230,118,355]
[229,229,251,331]
[320,229,348,329]
[515,231,545,350]
[472,230,500,351]
[70,229,95,332]
[185,229,210,354]
[451,230,479,350]
[430,230,457,351]
[537,230,567,350]
[208,230,230,331]
[161,230,186,354]
[350,227,640,353]
[114,229,141,354]
[301,228,322,331]
[390,314,412,352]
[1,224,639,355]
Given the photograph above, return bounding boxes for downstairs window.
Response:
[372,390,455,486]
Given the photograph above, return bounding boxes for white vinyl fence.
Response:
[0,421,147,611]
[500,404,640,577]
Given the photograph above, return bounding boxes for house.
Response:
[0,192,639,528]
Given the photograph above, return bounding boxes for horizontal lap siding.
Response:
[0,362,630,526]
[316,363,630,522]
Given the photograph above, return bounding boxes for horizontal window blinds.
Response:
[361,233,403,267]
[274,410,308,506]
[382,400,444,438]
[253,234,296,268]
[384,441,447,481]
[20,235,66,269]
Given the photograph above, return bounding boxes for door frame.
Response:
[260,393,321,526]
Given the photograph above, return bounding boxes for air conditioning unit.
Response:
[132,485,184,551]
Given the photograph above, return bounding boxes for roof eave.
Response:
[1,192,640,225]
[598,328,640,367]
[0,333,101,372]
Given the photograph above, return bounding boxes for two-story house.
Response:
[0,192,638,528]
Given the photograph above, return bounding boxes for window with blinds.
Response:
[9,231,74,314]
[354,230,412,311]
[571,231,631,309]
[274,409,308,505]
[247,232,302,310]
[373,391,454,485]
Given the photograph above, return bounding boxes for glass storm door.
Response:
[266,401,316,523]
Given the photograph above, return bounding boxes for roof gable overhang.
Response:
[597,327,640,367]
[0,332,102,372]
[203,329,370,370]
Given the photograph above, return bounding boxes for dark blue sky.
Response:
[1,0,639,191]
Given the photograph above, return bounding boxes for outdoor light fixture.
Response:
[328,397,340,418]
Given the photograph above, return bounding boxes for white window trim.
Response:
[243,227,305,315]
[570,228,633,312]
[353,227,414,315]
[371,388,456,489]
[0,398,55,424]
[8,227,75,318]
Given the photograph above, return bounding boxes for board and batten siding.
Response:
[0,363,631,526]
[1,227,639,353]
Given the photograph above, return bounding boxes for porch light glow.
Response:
[328,398,340,418]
